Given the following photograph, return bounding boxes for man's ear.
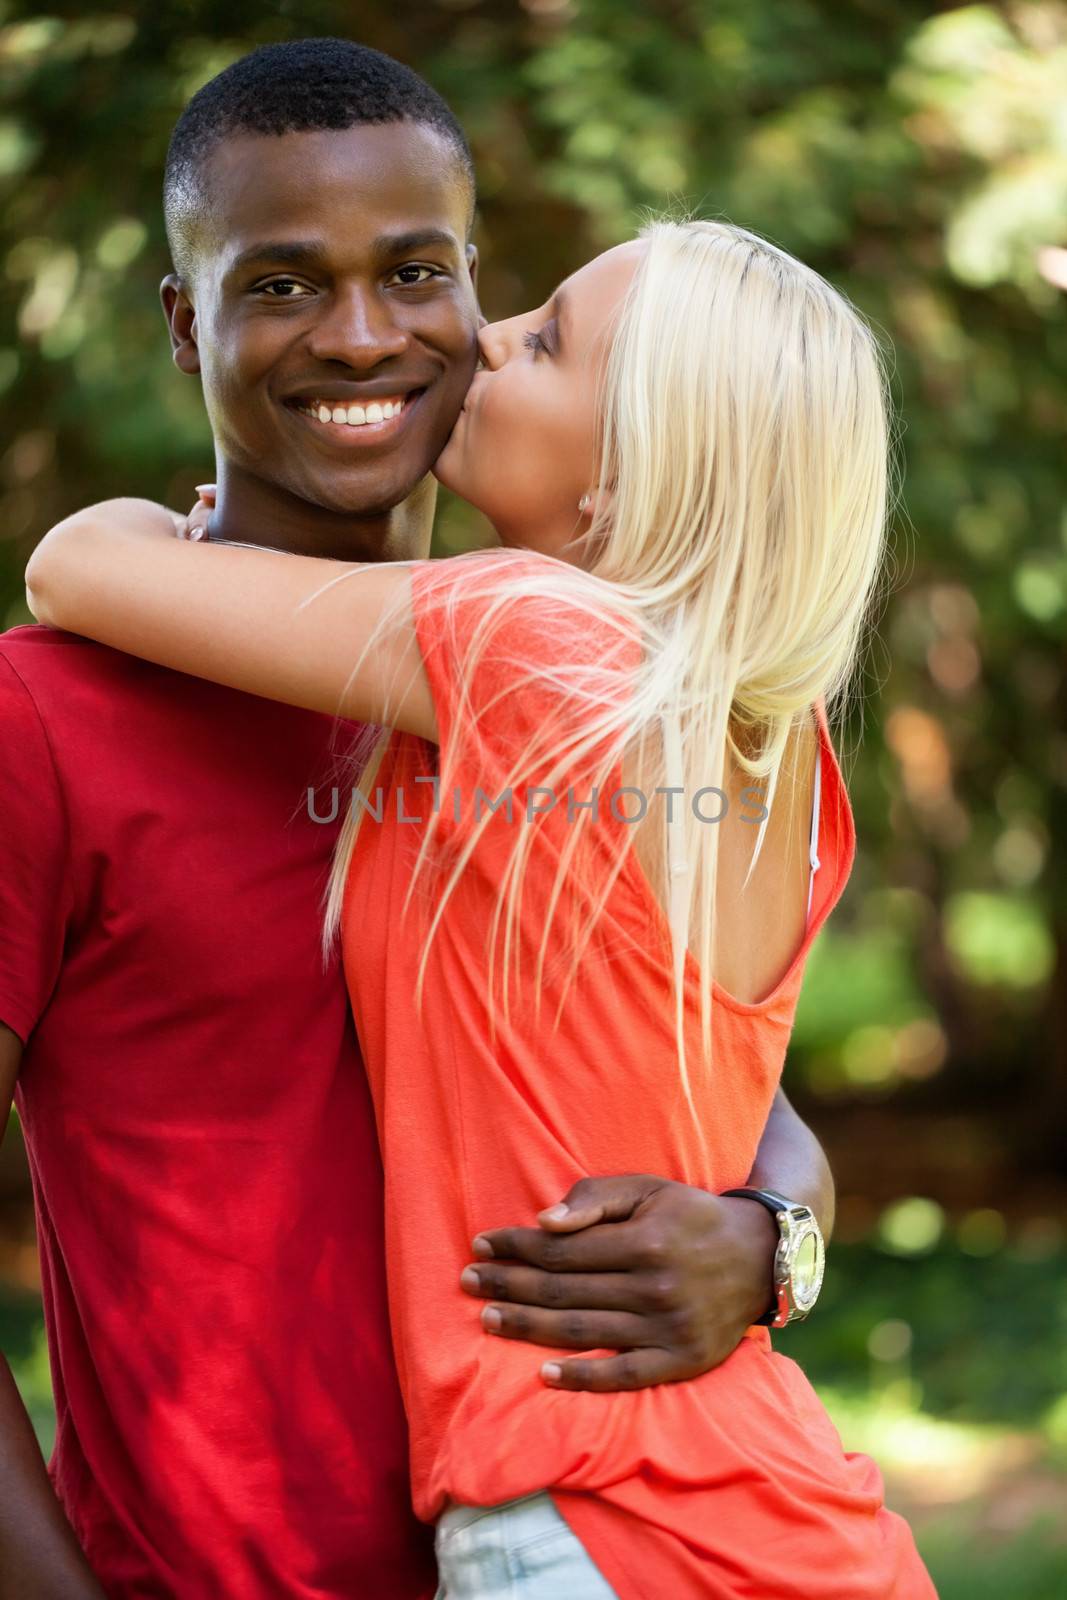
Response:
[465,244,486,329]
[160,273,201,377]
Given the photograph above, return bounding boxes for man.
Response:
[0,39,834,1598]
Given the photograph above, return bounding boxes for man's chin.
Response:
[291,466,437,521]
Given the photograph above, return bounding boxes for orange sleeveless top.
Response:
[341,551,933,1600]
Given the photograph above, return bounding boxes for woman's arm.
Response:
[25,500,436,739]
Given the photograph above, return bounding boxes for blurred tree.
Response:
[1,0,1064,1191]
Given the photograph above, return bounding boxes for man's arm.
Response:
[458,1086,833,1391]
[0,1025,105,1598]
[745,1085,834,1237]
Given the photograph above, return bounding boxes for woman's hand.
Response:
[177,484,216,542]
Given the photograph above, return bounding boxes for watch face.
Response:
[793,1228,822,1308]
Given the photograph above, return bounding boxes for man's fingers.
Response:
[536,1200,606,1232]
[541,1349,683,1392]
[461,1262,636,1312]
[473,1221,660,1273]
[478,1305,651,1351]
[536,1174,664,1233]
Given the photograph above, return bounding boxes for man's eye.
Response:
[389,264,439,287]
[523,329,548,356]
[258,279,311,299]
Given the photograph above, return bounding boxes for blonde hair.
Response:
[324,218,893,1115]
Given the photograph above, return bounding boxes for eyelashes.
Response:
[522,314,559,357]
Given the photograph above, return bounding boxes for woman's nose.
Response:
[476,318,514,371]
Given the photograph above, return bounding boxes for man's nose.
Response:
[306,286,410,367]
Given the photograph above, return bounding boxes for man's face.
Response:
[170,122,480,517]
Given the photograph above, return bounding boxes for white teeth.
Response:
[301,397,406,426]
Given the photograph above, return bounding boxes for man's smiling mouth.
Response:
[283,387,427,441]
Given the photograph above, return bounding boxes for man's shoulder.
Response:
[2,622,93,647]
[1,625,210,698]
[0,624,363,745]
[1,622,109,667]
[0,623,112,694]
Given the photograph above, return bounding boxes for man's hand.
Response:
[459,1174,778,1392]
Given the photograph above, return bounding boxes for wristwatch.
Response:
[721,1188,826,1328]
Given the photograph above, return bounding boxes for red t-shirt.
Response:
[0,625,436,1599]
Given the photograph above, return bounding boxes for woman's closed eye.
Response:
[523,319,558,358]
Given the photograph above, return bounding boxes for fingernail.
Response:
[541,1204,569,1222]
[481,1307,502,1332]
[472,1236,494,1258]
[459,1267,480,1291]
[541,1363,563,1385]
[194,484,214,495]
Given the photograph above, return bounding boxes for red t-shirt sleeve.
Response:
[408,550,639,801]
[0,650,70,1042]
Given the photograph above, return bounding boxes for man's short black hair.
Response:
[164,37,476,282]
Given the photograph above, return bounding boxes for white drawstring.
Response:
[661,711,690,994]
[806,742,822,927]
[660,714,822,980]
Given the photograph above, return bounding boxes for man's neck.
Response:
[207,465,437,563]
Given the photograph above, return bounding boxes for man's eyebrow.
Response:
[226,240,326,276]
[225,230,462,280]
[373,227,462,260]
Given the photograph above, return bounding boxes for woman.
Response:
[28,220,934,1597]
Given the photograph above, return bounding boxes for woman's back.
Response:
[339,552,928,1598]
[625,716,820,1006]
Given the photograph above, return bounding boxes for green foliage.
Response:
[919,1521,1067,1600]
[0,1286,54,1453]
[0,5,1063,1141]
[2,0,1067,1203]
[2,13,1064,1591]
[792,1239,1067,1430]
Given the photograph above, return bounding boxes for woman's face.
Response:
[434,242,644,558]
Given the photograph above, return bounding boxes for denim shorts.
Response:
[434,1490,619,1599]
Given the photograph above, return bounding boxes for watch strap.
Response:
[721,1187,800,1217]
[721,1187,804,1327]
